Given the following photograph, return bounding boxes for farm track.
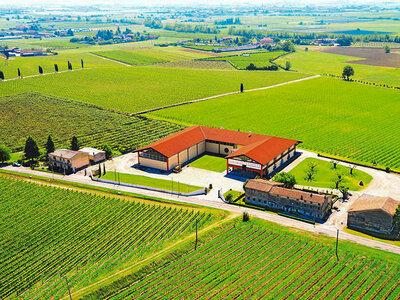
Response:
[132,74,320,116]
[89,52,132,66]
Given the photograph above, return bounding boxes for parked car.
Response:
[12,162,21,167]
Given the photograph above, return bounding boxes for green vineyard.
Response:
[0,176,218,299]
[93,221,400,300]
[0,92,184,153]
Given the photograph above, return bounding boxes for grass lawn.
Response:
[189,154,227,172]
[102,171,203,193]
[150,76,400,171]
[223,190,243,200]
[287,158,372,191]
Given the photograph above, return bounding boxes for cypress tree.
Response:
[46,135,55,155]
[38,66,43,74]
[54,64,58,72]
[240,83,244,93]
[70,136,79,151]
[81,59,84,68]
[17,68,21,78]
[0,70,4,80]
[24,136,40,161]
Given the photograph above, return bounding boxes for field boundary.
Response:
[0,67,94,82]
[89,52,132,66]
[132,74,320,116]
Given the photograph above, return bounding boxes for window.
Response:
[140,150,167,162]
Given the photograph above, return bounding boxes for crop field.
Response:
[276,49,400,86]
[0,50,119,80]
[156,60,235,70]
[287,158,373,191]
[320,47,400,68]
[150,77,400,170]
[211,51,286,69]
[92,50,169,65]
[86,219,400,299]
[0,66,307,113]
[0,92,184,153]
[0,175,220,299]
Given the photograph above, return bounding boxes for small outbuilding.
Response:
[79,147,106,163]
[347,194,400,235]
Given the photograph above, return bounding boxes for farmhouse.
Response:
[134,126,300,178]
[49,149,90,173]
[348,194,400,234]
[79,147,106,163]
[244,179,332,219]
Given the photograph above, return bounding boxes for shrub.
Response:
[225,193,233,203]
[242,212,250,222]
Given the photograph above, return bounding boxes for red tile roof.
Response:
[348,194,400,216]
[245,179,331,204]
[135,126,300,165]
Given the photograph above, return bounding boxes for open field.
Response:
[320,47,400,68]
[156,60,235,70]
[150,77,400,171]
[0,49,119,79]
[210,51,286,69]
[0,66,307,113]
[93,50,169,65]
[83,218,400,299]
[276,49,400,86]
[287,158,372,191]
[189,154,227,172]
[0,175,220,299]
[102,171,203,192]
[0,92,184,153]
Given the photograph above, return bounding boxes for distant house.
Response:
[348,194,400,234]
[260,37,274,46]
[20,49,44,57]
[79,147,106,163]
[49,149,90,174]
[244,179,332,219]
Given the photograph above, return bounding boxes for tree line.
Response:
[0,59,84,81]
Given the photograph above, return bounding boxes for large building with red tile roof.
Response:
[134,126,300,178]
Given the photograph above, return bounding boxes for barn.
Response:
[134,126,300,178]
[348,194,400,235]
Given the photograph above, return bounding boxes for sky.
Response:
[2,0,389,7]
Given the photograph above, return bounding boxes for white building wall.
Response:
[140,157,167,171]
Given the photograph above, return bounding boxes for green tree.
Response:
[282,40,295,52]
[38,66,43,74]
[333,172,344,189]
[274,172,296,189]
[285,61,291,70]
[45,135,55,155]
[342,65,354,81]
[0,70,4,80]
[70,136,80,151]
[394,205,400,229]
[0,145,11,163]
[102,144,113,159]
[225,193,233,203]
[304,161,318,182]
[24,136,40,161]
[242,212,250,222]
[384,45,390,53]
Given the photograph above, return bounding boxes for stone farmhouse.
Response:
[244,179,332,219]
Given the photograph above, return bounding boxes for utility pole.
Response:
[336,229,339,261]
[195,218,198,250]
[64,276,72,300]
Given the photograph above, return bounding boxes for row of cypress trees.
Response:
[0,59,84,80]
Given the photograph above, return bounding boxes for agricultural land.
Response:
[150,76,400,171]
